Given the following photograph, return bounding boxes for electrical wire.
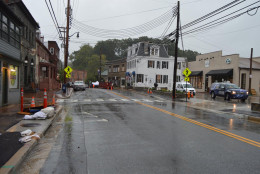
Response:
[72,7,177,38]
[44,0,63,39]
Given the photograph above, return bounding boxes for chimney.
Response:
[40,36,44,43]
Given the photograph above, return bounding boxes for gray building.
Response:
[0,0,23,106]
[6,0,39,91]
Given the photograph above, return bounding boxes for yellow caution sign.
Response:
[184,77,190,82]
[183,68,191,77]
[66,73,71,78]
[64,66,73,74]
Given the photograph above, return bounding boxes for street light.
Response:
[69,32,79,38]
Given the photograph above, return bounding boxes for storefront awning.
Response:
[206,69,233,76]
[190,71,203,76]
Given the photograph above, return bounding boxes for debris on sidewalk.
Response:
[19,129,40,143]
[20,129,32,136]
[23,111,47,120]
[41,107,55,118]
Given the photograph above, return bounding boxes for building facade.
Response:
[107,58,126,87]
[126,42,187,90]
[188,51,260,95]
[0,0,23,106]
[36,34,60,91]
[71,70,87,82]
[6,0,39,91]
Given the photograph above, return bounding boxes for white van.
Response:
[176,82,196,95]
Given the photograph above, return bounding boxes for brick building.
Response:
[36,33,60,90]
[107,58,126,87]
[71,70,87,82]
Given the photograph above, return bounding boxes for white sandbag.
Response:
[41,107,55,118]
[33,111,47,120]
[21,129,32,136]
[24,115,34,120]
[19,136,32,143]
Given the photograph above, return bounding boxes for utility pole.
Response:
[172,1,180,99]
[249,48,253,95]
[64,0,70,83]
[100,47,102,81]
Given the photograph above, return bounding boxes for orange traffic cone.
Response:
[191,92,194,98]
[150,89,153,94]
[30,97,36,107]
[111,86,113,90]
[52,94,55,105]
[43,88,47,108]
[93,84,95,88]
[187,91,190,99]
[147,88,150,94]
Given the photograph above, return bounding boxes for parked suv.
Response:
[73,81,86,91]
[210,82,248,102]
[176,82,196,95]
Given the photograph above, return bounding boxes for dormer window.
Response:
[150,46,159,56]
[50,47,54,55]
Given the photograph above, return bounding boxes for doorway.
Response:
[2,68,8,105]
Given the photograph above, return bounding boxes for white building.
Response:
[126,42,187,91]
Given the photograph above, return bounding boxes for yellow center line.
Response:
[110,91,260,148]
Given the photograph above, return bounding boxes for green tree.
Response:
[69,44,106,82]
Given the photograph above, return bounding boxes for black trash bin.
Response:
[62,84,66,93]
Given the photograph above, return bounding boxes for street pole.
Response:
[100,47,102,81]
[172,1,180,99]
[249,48,253,95]
[64,0,70,83]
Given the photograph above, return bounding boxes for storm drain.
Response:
[20,123,41,127]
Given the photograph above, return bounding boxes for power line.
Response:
[44,0,62,38]
[72,7,177,38]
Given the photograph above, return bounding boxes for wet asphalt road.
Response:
[41,88,260,174]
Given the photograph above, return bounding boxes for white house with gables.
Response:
[126,42,187,90]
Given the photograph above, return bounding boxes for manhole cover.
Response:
[20,123,41,127]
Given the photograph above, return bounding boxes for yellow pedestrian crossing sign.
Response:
[66,73,71,78]
[183,68,191,77]
[64,66,73,74]
[184,77,190,82]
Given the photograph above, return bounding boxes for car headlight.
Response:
[232,91,236,95]
[246,91,248,95]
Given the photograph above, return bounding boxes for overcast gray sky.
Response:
[23,0,260,60]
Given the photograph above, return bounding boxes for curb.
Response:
[0,105,63,174]
[248,116,260,122]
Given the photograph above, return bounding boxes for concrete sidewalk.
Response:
[0,88,73,174]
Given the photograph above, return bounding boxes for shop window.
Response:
[241,73,246,89]
[9,65,18,88]
[190,76,202,89]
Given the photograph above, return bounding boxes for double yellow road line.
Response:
[111,91,260,148]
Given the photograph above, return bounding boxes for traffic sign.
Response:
[64,66,73,74]
[184,77,190,82]
[183,68,191,77]
[66,73,71,78]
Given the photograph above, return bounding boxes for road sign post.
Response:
[64,66,73,79]
[183,68,192,102]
